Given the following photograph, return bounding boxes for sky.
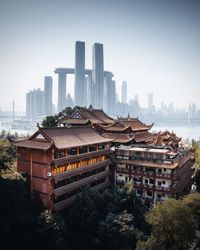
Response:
[0,0,200,112]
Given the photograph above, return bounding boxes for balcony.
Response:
[155,173,171,179]
[116,168,129,174]
[155,185,171,192]
[54,159,111,181]
[54,170,110,196]
[53,180,110,211]
[53,148,111,166]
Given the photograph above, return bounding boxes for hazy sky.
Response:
[0,0,200,111]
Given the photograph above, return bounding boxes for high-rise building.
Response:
[26,89,44,119]
[148,93,153,109]
[103,71,114,114]
[57,72,66,112]
[74,41,85,106]
[92,43,104,109]
[106,80,116,116]
[121,81,127,104]
[44,76,52,115]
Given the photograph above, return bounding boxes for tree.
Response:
[194,169,200,192]
[0,140,16,172]
[136,198,196,250]
[41,115,58,128]
[97,211,142,250]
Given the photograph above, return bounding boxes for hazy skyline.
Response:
[1,0,200,111]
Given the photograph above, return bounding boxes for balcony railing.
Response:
[54,170,110,196]
[53,148,111,166]
[54,159,111,181]
[53,180,110,211]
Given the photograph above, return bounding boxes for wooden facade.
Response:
[15,126,113,211]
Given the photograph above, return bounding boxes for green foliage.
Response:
[136,197,198,250]
[41,106,85,128]
[98,211,142,250]
[0,140,16,171]
[41,115,59,128]
[194,169,200,192]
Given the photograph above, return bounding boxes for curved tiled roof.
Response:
[15,126,113,150]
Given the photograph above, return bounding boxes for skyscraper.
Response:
[57,72,66,112]
[121,81,127,104]
[74,41,85,106]
[148,93,153,110]
[92,43,104,109]
[44,76,52,115]
[26,89,44,119]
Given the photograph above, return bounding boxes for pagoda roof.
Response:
[14,126,113,150]
[118,116,153,132]
[99,121,131,132]
[102,133,135,143]
[62,106,114,125]
[151,130,181,147]
[134,131,156,143]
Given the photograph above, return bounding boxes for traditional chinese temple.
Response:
[14,126,113,211]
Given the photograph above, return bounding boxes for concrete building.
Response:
[148,93,154,112]
[26,89,44,119]
[44,76,53,115]
[115,144,194,205]
[92,43,104,109]
[121,81,127,104]
[56,69,67,112]
[74,41,86,107]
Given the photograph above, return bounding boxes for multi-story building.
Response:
[26,88,44,119]
[44,76,53,115]
[74,41,86,107]
[92,43,104,109]
[121,81,127,104]
[14,126,113,211]
[115,144,194,205]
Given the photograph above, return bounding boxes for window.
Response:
[98,144,105,150]
[145,179,148,184]
[147,190,152,197]
[158,181,162,186]
[89,145,96,152]
[163,168,166,172]
[158,169,162,173]
[162,181,165,185]
[149,179,154,184]
[157,194,161,199]
[67,148,77,155]
[125,176,128,181]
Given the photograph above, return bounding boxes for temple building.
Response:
[60,106,114,127]
[14,126,113,211]
[14,107,195,210]
[115,144,194,205]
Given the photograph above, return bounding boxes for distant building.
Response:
[66,93,74,108]
[92,43,104,109]
[57,70,67,112]
[148,93,154,111]
[44,76,53,115]
[26,88,44,119]
[74,41,86,107]
[121,81,127,104]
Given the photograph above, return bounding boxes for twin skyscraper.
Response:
[26,41,117,119]
[55,41,115,114]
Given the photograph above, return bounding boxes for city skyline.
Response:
[1,0,200,111]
